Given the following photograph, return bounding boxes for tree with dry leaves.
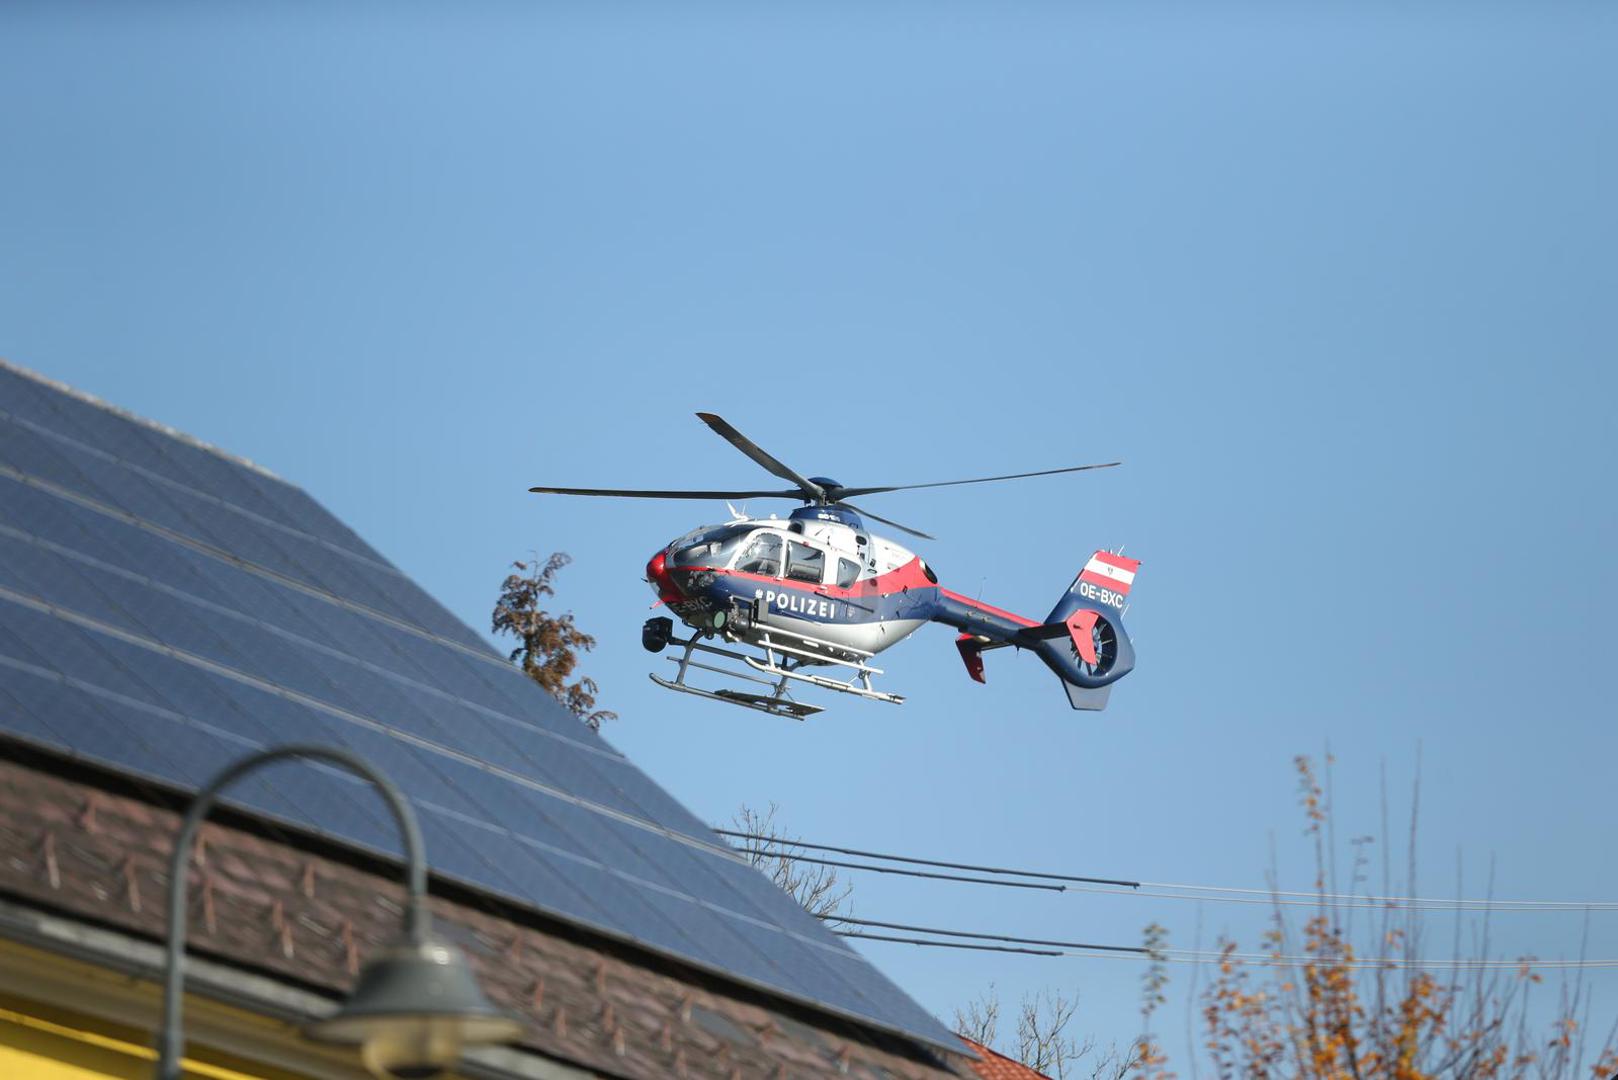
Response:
[956,755,1618,1080]
[1187,755,1618,1080]
[492,552,615,730]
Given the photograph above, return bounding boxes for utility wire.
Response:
[748,837,1618,967]
[717,829,1139,888]
[1174,949,1618,971]
[822,915,1147,954]
[1063,883,1618,913]
[722,831,1618,912]
[1138,880,1618,911]
[838,930,1618,970]
[740,851,1065,892]
[838,932,1062,956]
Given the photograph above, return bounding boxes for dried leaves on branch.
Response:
[492,553,614,729]
[953,756,1616,1080]
[1193,755,1618,1080]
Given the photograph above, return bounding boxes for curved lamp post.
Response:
[157,744,523,1079]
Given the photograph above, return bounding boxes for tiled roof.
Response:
[956,1037,1050,1080]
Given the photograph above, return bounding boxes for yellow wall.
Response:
[0,937,476,1080]
[0,1004,148,1080]
[0,937,351,1080]
[0,1001,275,1080]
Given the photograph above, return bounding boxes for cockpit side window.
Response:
[735,532,783,577]
[836,557,861,588]
[786,540,826,584]
[669,525,750,569]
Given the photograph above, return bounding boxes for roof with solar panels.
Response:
[0,358,971,1077]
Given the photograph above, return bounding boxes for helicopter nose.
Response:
[646,551,682,604]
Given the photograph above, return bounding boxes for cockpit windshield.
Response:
[668,525,751,569]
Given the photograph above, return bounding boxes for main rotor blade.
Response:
[839,502,936,542]
[836,461,1121,499]
[529,485,803,501]
[695,413,824,501]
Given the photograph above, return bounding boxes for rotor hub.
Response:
[788,503,864,530]
[805,477,843,504]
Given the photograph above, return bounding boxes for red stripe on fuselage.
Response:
[675,556,1040,629]
[937,589,1040,628]
[672,556,935,601]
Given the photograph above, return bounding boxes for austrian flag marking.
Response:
[1078,551,1140,596]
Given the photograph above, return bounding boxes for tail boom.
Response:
[930,551,1141,710]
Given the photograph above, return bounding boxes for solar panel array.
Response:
[0,361,955,1052]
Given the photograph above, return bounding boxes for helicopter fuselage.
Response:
[646,505,1037,661]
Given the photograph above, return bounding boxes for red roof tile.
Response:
[957,1036,1052,1080]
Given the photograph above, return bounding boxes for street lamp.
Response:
[157,744,523,1079]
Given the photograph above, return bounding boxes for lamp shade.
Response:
[305,938,523,1079]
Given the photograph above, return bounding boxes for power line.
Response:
[719,829,1618,912]
[736,833,1618,969]
[1139,880,1618,911]
[838,932,1062,956]
[717,829,1140,888]
[1065,883,1618,913]
[738,850,1065,892]
[837,928,1618,970]
[823,915,1147,954]
[1173,949,1618,971]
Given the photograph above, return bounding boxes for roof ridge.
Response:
[0,357,286,484]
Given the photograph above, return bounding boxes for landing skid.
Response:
[740,630,904,705]
[648,675,824,719]
[649,629,902,719]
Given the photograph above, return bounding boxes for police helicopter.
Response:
[529,413,1141,719]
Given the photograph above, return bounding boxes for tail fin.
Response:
[1029,551,1140,710]
[1056,550,1139,617]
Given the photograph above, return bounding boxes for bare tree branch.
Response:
[955,983,1137,1080]
[955,984,1002,1050]
[731,803,853,928]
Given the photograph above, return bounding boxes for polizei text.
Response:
[759,588,840,620]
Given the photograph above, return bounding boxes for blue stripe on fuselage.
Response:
[676,568,941,627]
[672,564,1044,642]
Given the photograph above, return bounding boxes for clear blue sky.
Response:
[4,0,1616,1061]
